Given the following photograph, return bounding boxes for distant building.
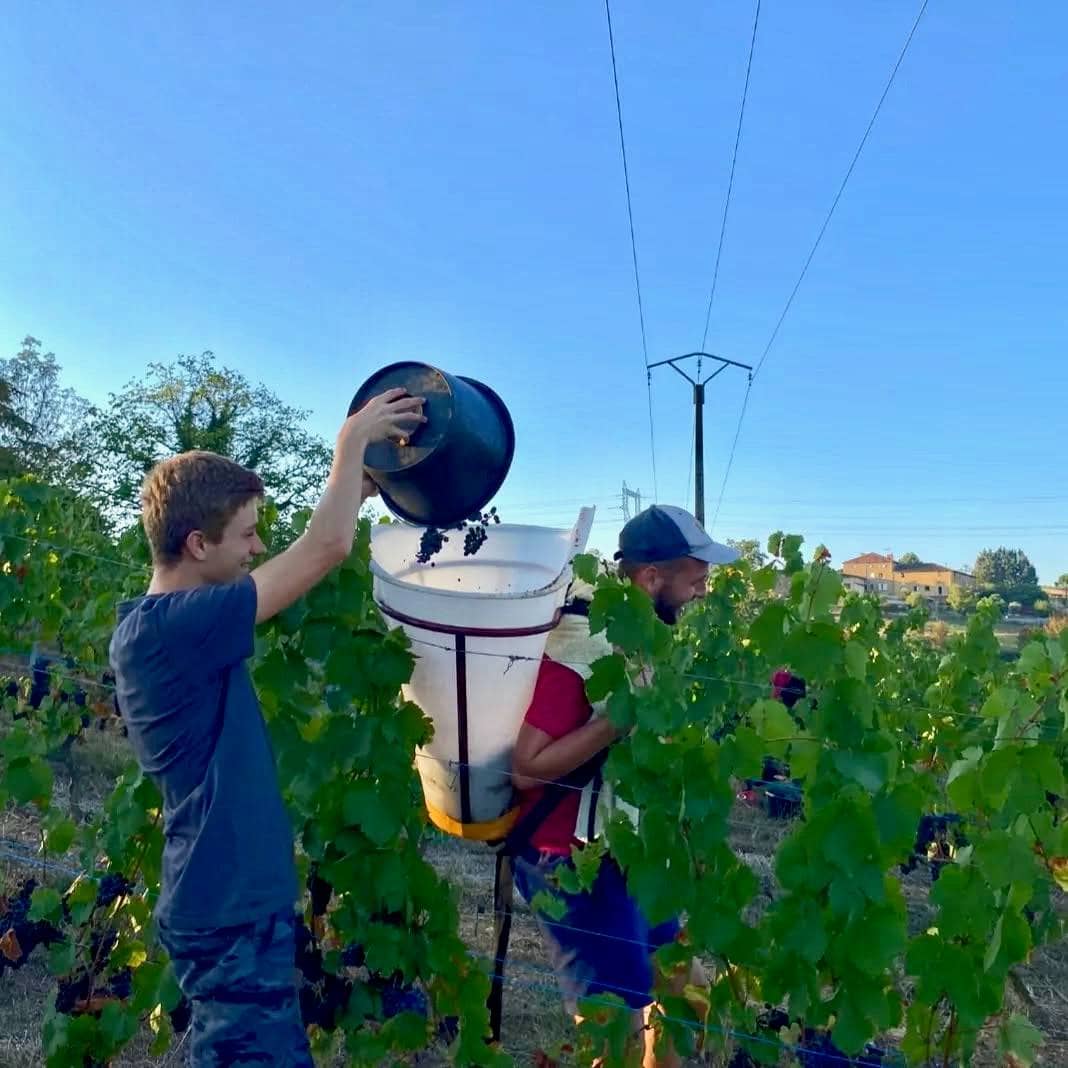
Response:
[1041,585,1068,613]
[841,573,868,596]
[841,553,976,604]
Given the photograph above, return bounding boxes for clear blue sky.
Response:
[3,3,1065,583]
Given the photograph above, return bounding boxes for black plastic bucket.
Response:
[348,361,515,528]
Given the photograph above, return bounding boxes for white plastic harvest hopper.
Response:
[370,508,595,839]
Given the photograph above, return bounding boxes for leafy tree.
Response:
[726,537,767,568]
[906,590,926,610]
[996,583,1045,611]
[0,336,90,480]
[947,584,977,615]
[80,351,332,517]
[0,372,30,476]
[973,547,1037,588]
[898,551,921,565]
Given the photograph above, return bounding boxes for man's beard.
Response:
[653,594,679,625]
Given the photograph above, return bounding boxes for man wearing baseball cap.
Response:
[615,504,740,623]
[507,505,737,1067]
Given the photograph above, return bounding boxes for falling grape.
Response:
[414,508,502,564]
[416,527,447,564]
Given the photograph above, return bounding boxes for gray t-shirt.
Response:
[109,576,296,930]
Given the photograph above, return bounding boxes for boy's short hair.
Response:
[141,451,264,565]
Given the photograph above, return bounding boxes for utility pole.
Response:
[621,481,643,521]
[646,351,752,527]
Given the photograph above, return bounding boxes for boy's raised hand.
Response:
[341,388,425,453]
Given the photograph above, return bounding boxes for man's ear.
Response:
[184,529,209,562]
[631,562,662,595]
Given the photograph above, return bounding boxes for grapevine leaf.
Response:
[805,565,842,619]
[47,938,76,976]
[720,725,764,781]
[529,890,568,921]
[750,699,796,748]
[873,782,925,858]
[380,1010,430,1052]
[5,755,53,804]
[585,654,627,703]
[832,750,891,793]
[781,899,827,962]
[999,1013,1043,1067]
[99,1000,137,1049]
[748,601,789,659]
[66,878,98,925]
[947,747,984,812]
[571,553,599,584]
[980,686,1017,719]
[570,840,605,892]
[148,1008,175,1056]
[974,831,1039,891]
[984,909,1032,974]
[830,991,871,1055]
[844,640,868,680]
[342,780,402,847]
[29,886,63,923]
[44,816,78,855]
[160,964,184,1012]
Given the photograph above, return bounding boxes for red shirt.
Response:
[515,657,593,855]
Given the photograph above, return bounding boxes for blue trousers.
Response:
[159,910,313,1067]
[514,851,681,1014]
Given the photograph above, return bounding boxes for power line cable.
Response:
[752,0,930,380]
[708,0,931,527]
[604,0,659,502]
[700,0,763,352]
[709,373,753,534]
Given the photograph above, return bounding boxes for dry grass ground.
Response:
[2,731,1066,1066]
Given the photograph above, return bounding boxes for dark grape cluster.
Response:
[415,507,501,565]
[375,973,429,1019]
[0,878,63,976]
[900,812,966,883]
[463,524,487,556]
[728,1008,890,1067]
[463,507,501,554]
[295,919,354,1030]
[2,876,144,1025]
[294,912,440,1033]
[96,873,132,908]
[308,869,332,917]
[6,652,124,735]
[170,996,192,1035]
[55,968,132,1015]
[416,527,450,564]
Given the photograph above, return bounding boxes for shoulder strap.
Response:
[502,746,608,857]
[488,745,609,1044]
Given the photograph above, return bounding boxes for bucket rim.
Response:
[369,511,595,604]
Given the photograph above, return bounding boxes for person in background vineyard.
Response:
[510,505,738,1068]
[108,388,424,1068]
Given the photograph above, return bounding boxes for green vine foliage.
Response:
[2,477,1066,1067]
[1,477,503,1067]
[571,535,1065,1067]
